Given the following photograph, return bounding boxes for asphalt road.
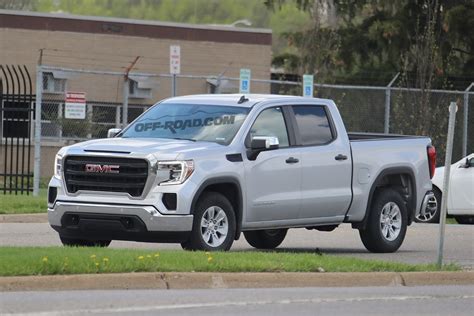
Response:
[1,285,473,315]
[1,222,473,268]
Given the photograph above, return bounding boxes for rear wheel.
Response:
[244,229,288,249]
[359,189,408,253]
[455,216,474,225]
[181,192,236,251]
[60,236,111,247]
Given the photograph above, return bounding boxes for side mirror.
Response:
[459,157,474,168]
[465,157,474,168]
[248,136,279,160]
[107,128,122,138]
[251,136,279,150]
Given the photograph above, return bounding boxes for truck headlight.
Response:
[157,160,194,186]
[54,154,63,179]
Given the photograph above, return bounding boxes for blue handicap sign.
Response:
[305,86,311,95]
[241,80,248,90]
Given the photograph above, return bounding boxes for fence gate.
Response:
[0,65,34,194]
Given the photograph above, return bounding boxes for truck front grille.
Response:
[64,156,149,197]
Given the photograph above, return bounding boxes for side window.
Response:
[248,107,289,147]
[292,105,334,146]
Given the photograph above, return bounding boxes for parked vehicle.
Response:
[416,154,474,224]
[48,94,436,252]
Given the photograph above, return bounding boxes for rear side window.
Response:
[292,105,334,146]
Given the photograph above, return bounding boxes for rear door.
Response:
[290,104,352,219]
[244,106,302,222]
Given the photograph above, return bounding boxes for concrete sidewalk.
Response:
[1,271,473,292]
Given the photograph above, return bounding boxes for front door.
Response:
[244,106,301,222]
[449,156,474,213]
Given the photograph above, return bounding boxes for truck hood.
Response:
[66,137,224,160]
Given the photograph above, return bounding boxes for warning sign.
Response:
[170,45,181,74]
[65,92,86,119]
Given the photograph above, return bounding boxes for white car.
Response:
[417,153,474,224]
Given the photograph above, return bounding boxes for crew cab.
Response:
[48,94,436,253]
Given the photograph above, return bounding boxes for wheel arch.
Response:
[191,176,243,240]
[353,166,417,229]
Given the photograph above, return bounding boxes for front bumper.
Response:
[49,201,193,243]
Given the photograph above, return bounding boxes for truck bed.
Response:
[345,135,432,223]
[348,132,427,141]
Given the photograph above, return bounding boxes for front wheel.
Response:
[244,229,288,249]
[60,236,111,247]
[181,192,236,251]
[359,189,408,253]
[455,216,474,225]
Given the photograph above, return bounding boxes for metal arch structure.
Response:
[0,65,34,194]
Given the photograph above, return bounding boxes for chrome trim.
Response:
[48,201,193,232]
[61,153,156,200]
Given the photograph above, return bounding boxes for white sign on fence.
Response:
[303,74,314,97]
[64,91,86,119]
[170,45,181,74]
[239,68,251,94]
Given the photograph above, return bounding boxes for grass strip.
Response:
[0,189,47,214]
[0,246,458,276]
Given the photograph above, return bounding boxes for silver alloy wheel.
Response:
[416,195,438,222]
[379,202,402,241]
[200,206,228,247]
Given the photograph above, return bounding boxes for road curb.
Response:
[0,213,47,223]
[1,271,473,292]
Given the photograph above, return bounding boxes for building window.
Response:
[42,72,66,94]
[206,78,237,94]
[128,79,152,99]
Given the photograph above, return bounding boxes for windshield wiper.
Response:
[164,137,197,142]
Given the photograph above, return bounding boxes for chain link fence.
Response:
[34,64,473,193]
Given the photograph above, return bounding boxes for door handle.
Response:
[285,157,299,164]
[335,154,348,161]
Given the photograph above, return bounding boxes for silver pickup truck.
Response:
[48,94,436,253]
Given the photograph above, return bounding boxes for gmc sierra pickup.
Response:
[48,94,437,253]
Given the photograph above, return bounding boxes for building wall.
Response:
[0,11,272,180]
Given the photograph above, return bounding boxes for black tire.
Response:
[359,189,408,253]
[415,187,442,224]
[181,192,236,251]
[60,236,111,247]
[455,216,474,225]
[244,229,288,249]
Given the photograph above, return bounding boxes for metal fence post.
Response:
[33,65,43,196]
[384,73,400,134]
[463,83,473,157]
[86,103,92,139]
[437,101,457,268]
[172,74,177,97]
[122,77,129,128]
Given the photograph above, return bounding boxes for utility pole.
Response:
[33,49,44,196]
[384,72,400,134]
[122,56,140,128]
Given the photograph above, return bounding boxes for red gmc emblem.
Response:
[85,164,120,173]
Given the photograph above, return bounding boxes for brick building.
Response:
[0,9,272,182]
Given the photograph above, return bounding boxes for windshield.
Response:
[121,103,249,145]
